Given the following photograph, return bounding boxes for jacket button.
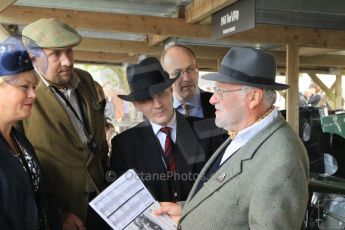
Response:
[178,225,182,230]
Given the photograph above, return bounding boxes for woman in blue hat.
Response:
[0,36,61,230]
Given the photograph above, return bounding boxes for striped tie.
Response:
[160,127,176,172]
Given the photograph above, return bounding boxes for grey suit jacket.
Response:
[179,114,309,230]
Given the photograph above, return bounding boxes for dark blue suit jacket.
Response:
[0,128,61,230]
[200,90,215,119]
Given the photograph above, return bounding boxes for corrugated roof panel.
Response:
[15,0,192,17]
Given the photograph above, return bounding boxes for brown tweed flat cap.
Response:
[22,18,81,49]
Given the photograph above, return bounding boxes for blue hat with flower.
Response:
[0,50,34,76]
[0,35,47,81]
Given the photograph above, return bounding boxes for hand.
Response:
[154,202,182,224]
[62,212,86,230]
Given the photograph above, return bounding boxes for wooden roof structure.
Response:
[1,0,345,132]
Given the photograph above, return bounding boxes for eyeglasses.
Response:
[169,65,198,79]
[213,87,243,100]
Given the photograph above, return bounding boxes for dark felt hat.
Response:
[118,57,177,101]
[202,47,289,90]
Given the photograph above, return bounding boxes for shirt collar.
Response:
[39,70,80,90]
[173,87,201,109]
[232,109,278,145]
[150,110,177,135]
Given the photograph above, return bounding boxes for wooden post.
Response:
[286,44,300,134]
[335,74,343,109]
[0,25,10,42]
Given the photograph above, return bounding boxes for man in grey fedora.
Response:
[155,47,309,230]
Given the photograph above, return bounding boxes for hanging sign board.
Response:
[212,0,256,39]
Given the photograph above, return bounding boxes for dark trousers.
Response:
[86,192,111,230]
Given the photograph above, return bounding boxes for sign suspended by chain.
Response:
[212,0,255,39]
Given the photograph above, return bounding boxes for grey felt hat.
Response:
[202,47,289,90]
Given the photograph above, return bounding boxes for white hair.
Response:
[240,85,276,108]
[262,89,276,107]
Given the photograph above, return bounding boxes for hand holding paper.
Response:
[154,202,182,224]
[89,169,177,230]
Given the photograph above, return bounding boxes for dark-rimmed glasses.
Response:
[169,65,198,79]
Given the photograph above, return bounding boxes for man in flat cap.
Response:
[156,47,309,230]
[17,18,108,230]
[109,57,225,202]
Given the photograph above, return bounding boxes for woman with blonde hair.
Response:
[0,36,61,230]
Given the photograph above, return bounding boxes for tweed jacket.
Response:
[178,114,309,230]
[16,68,108,222]
[110,111,225,202]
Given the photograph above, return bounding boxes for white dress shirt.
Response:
[150,111,177,151]
[220,109,279,165]
[173,88,204,118]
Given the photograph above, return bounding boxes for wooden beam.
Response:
[199,16,212,25]
[189,45,228,59]
[185,0,238,23]
[278,68,331,75]
[273,51,345,68]
[73,48,219,69]
[224,24,345,49]
[2,6,345,49]
[308,73,336,104]
[308,73,334,99]
[0,5,211,38]
[147,35,168,47]
[75,36,345,70]
[74,50,137,64]
[299,47,338,56]
[0,24,10,42]
[76,38,162,55]
[0,0,15,13]
[196,58,219,70]
[77,38,228,59]
[76,37,345,69]
[286,44,300,134]
[300,55,345,68]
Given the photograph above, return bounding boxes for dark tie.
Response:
[182,103,190,117]
[160,127,176,172]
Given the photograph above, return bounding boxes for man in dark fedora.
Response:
[155,47,309,229]
[109,57,225,202]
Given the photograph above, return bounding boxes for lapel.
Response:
[175,112,205,173]
[35,77,77,138]
[137,120,168,172]
[74,70,99,136]
[180,115,286,219]
[0,130,34,198]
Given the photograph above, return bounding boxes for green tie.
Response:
[182,103,190,117]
